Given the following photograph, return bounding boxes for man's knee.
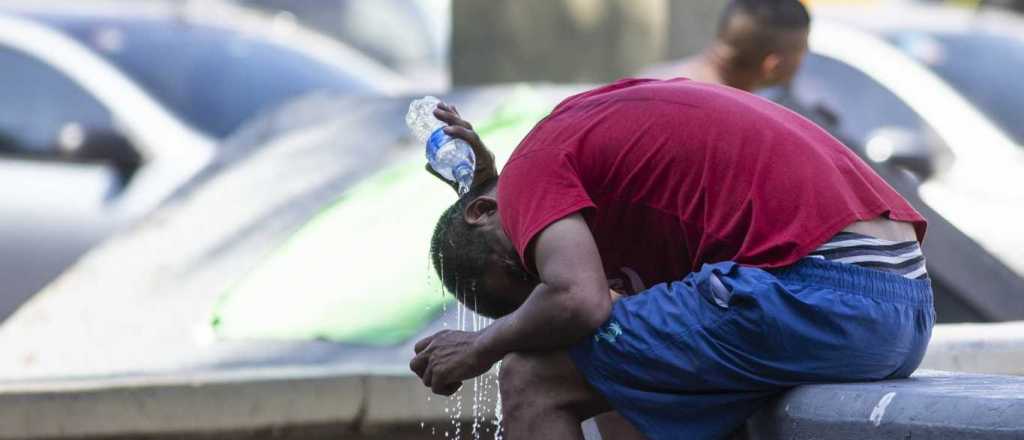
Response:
[498,351,607,421]
[498,352,548,410]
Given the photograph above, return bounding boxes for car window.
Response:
[0,46,114,157]
[787,53,939,149]
[888,31,1024,146]
[49,16,378,139]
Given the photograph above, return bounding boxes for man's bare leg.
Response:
[499,351,616,439]
[594,411,647,439]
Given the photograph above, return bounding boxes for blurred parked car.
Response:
[921,0,1024,14]
[0,1,409,319]
[764,2,1024,320]
[241,0,451,90]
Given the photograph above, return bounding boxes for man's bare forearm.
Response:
[474,281,611,363]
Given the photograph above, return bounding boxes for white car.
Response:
[772,4,1024,313]
[0,1,409,317]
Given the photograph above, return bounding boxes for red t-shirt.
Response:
[497,78,926,293]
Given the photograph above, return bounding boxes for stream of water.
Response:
[426,259,503,439]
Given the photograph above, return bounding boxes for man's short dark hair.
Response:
[720,0,810,33]
[718,0,811,68]
[430,177,522,319]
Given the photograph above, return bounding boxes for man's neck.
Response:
[701,45,760,92]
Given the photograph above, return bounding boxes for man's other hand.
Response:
[409,329,498,396]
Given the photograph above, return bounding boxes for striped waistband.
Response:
[807,232,928,280]
[771,257,933,306]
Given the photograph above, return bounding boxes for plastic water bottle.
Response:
[406,96,476,195]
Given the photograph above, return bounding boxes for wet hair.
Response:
[718,0,811,68]
[429,177,524,319]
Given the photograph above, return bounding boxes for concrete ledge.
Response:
[746,370,1024,439]
[0,367,499,440]
[921,321,1024,375]
[363,373,499,427]
[0,369,363,439]
[3,367,1023,438]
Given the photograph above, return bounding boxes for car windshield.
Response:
[887,30,1024,146]
[43,15,377,139]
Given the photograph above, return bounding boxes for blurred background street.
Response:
[0,0,1023,438]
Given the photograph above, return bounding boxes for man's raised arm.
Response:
[427,102,499,193]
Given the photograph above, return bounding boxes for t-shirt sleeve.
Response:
[497,149,596,273]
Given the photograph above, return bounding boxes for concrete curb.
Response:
[921,321,1024,375]
[3,320,1024,438]
[0,367,500,439]
[747,370,1024,439]
[3,367,1024,438]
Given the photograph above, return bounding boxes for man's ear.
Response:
[760,53,783,82]
[464,196,498,226]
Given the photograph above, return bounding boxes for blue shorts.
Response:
[568,258,934,440]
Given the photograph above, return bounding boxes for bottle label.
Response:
[425,127,451,162]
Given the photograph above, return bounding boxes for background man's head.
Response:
[430,178,537,319]
[716,0,811,88]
